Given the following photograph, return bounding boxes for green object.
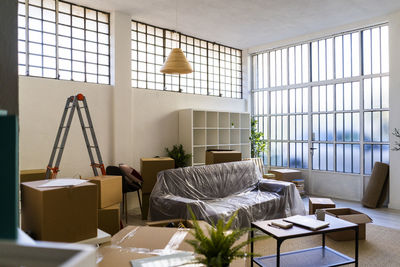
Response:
[0,116,18,240]
[186,208,266,267]
[165,144,191,168]
[249,118,267,158]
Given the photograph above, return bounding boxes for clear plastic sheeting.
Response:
[149,161,306,228]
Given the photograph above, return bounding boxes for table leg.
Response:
[355,226,359,267]
[251,230,254,267]
[276,239,282,267]
[322,233,326,257]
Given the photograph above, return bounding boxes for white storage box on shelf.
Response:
[179,109,251,166]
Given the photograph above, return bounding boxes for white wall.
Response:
[389,10,400,209]
[131,88,246,169]
[18,11,247,179]
[19,77,113,178]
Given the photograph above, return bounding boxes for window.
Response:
[252,24,389,175]
[18,0,110,84]
[131,20,242,98]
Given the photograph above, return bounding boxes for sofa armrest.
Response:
[257,179,293,194]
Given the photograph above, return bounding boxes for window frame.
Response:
[131,20,243,99]
[18,0,111,84]
[251,23,389,175]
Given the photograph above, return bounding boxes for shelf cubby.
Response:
[207,129,218,145]
[230,129,240,144]
[193,129,206,146]
[240,113,250,128]
[219,129,230,144]
[193,147,206,165]
[193,111,206,128]
[241,129,250,143]
[206,111,218,128]
[219,112,230,128]
[230,113,240,129]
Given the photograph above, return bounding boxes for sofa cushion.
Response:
[158,161,261,200]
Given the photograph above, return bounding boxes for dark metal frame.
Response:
[250,223,359,267]
[131,19,242,99]
[17,0,110,85]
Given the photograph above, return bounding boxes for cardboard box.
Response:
[21,180,98,242]
[97,226,247,267]
[269,168,302,181]
[205,150,242,165]
[86,175,122,208]
[309,197,335,214]
[20,169,46,183]
[325,208,373,240]
[98,204,120,236]
[140,157,174,194]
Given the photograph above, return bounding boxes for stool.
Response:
[309,197,335,214]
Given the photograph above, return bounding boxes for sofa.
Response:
[149,161,306,228]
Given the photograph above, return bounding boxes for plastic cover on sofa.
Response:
[149,161,306,228]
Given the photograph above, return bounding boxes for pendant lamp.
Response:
[160,47,193,74]
[160,0,193,74]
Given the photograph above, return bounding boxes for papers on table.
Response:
[38,178,88,188]
[284,215,330,230]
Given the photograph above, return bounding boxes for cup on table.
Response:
[315,209,325,221]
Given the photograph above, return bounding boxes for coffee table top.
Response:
[252,215,357,239]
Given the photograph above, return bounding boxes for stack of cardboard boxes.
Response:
[21,180,98,242]
[21,175,123,242]
[87,175,122,236]
[140,157,175,220]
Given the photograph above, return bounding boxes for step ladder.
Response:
[45,94,106,179]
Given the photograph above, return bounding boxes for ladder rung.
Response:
[57,147,64,149]
[89,146,97,148]
[84,126,92,128]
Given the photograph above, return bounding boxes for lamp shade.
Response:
[160,48,193,74]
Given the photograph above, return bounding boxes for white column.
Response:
[110,12,133,165]
[389,11,400,209]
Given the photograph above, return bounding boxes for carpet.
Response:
[251,224,400,267]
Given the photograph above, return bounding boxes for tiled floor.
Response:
[125,195,400,230]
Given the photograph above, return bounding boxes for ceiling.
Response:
[71,0,400,49]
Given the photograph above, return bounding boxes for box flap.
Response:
[338,214,373,224]
[324,208,360,216]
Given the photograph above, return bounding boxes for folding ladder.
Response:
[45,94,106,179]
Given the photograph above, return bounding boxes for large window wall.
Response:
[131,20,242,98]
[252,24,389,175]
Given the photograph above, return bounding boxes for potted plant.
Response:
[249,118,267,158]
[186,208,265,267]
[165,144,192,168]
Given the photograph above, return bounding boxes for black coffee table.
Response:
[250,215,359,267]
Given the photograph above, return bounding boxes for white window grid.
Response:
[17,0,110,84]
[131,20,242,99]
[251,24,389,175]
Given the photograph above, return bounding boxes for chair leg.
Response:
[124,193,128,224]
[137,190,143,215]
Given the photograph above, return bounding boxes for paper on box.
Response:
[86,175,122,208]
[21,180,97,242]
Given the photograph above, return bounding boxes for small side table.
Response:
[309,197,336,214]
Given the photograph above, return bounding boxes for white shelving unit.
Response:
[179,109,251,166]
